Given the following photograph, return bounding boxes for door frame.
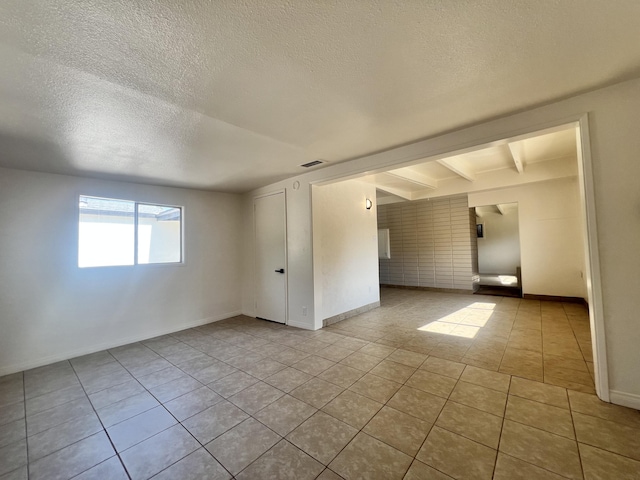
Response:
[253,189,289,325]
[311,113,608,402]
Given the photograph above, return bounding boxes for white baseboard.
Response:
[609,390,640,411]
[0,310,242,377]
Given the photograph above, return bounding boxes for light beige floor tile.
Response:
[579,443,640,480]
[543,353,589,372]
[370,360,416,383]
[107,406,176,452]
[568,390,640,428]
[358,343,396,359]
[499,419,582,479]
[449,381,507,417]
[205,418,280,475]
[329,432,412,480]
[363,406,432,456]
[493,453,567,480]
[207,371,258,398]
[242,359,287,380]
[505,395,574,439]
[264,367,312,393]
[228,382,283,414]
[152,448,230,480]
[339,352,382,372]
[290,378,344,409]
[573,411,640,461]
[148,376,202,404]
[403,460,454,480]
[417,426,496,480]
[321,390,382,429]
[405,369,457,398]
[28,432,114,480]
[509,377,569,410]
[316,345,353,362]
[120,424,200,480]
[291,356,336,376]
[27,412,102,461]
[545,365,594,387]
[387,386,446,423]
[420,357,465,379]
[460,365,511,393]
[73,456,129,480]
[286,411,357,465]
[436,401,503,448]
[236,440,323,480]
[0,419,25,450]
[254,394,317,436]
[163,387,222,421]
[0,439,27,477]
[348,373,402,404]
[544,376,596,395]
[182,400,249,444]
[386,349,427,368]
[317,364,365,388]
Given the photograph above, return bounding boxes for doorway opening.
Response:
[473,202,522,298]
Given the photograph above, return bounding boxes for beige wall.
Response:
[469,178,587,299]
[0,168,243,375]
[244,77,640,406]
[312,180,380,322]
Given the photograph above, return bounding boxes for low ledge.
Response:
[382,284,474,295]
[322,301,381,328]
[523,294,588,306]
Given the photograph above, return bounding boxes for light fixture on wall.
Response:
[365,198,372,210]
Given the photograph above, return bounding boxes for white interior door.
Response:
[254,192,287,323]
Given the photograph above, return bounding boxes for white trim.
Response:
[575,115,609,402]
[609,390,640,411]
[0,310,241,377]
[302,113,609,401]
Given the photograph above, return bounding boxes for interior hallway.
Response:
[1,288,638,479]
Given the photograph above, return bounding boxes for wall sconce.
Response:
[365,198,373,210]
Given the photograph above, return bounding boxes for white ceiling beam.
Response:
[384,168,438,189]
[374,184,413,201]
[507,142,525,173]
[495,204,505,215]
[437,159,476,182]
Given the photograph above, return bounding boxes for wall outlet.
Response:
[302,306,307,316]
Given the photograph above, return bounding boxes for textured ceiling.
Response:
[1,1,639,192]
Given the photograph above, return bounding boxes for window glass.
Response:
[78,196,182,267]
[137,204,182,264]
[79,196,135,267]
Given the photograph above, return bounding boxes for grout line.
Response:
[68,361,132,480]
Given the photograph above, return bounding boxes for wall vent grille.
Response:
[300,160,324,168]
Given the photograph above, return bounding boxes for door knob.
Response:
[275,268,285,273]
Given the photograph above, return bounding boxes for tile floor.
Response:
[1,288,639,479]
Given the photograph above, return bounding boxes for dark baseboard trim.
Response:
[381,284,474,295]
[523,294,588,306]
[322,301,381,327]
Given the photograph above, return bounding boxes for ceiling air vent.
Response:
[300,160,325,168]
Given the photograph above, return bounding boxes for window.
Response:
[79,195,182,267]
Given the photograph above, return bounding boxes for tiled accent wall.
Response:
[378,195,476,290]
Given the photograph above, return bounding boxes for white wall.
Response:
[0,167,243,375]
[470,179,586,299]
[242,77,640,405]
[476,207,521,275]
[312,180,380,322]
